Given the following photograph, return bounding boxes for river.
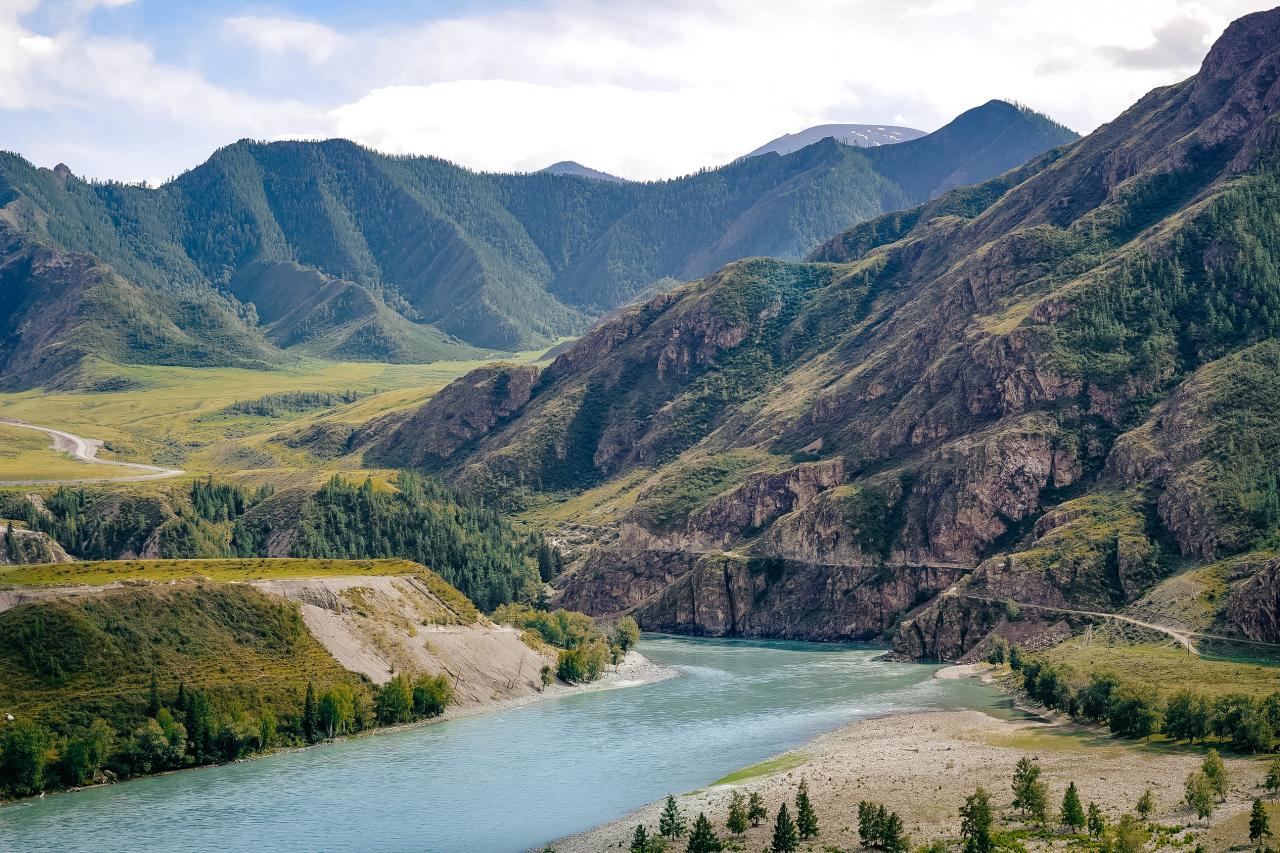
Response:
[0,636,1010,852]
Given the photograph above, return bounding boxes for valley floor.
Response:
[553,670,1273,853]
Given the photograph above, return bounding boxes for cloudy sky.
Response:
[0,0,1273,183]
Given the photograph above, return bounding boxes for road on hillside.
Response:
[0,418,185,486]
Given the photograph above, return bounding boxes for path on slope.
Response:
[946,590,1280,655]
[0,418,184,486]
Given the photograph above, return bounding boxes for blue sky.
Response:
[1,0,1273,183]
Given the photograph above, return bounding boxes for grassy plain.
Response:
[0,347,559,483]
[1040,638,1280,698]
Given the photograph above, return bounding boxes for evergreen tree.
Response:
[1061,781,1085,831]
[795,779,819,839]
[960,787,993,853]
[748,791,768,827]
[685,813,722,853]
[1251,799,1272,845]
[770,803,798,853]
[858,801,883,849]
[1202,749,1229,802]
[726,790,748,836]
[175,681,187,712]
[1135,788,1155,821]
[147,671,162,718]
[1012,756,1048,823]
[660,794,687,839]
[630,824,651,853]
[1266,758,1280,795]
[1087,803,1106,838]
[882,810,909,853]
[302,681,318,743]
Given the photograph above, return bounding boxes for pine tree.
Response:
[960,787,993,853]
[303,681,318,743]
[660,794,687,838]
[1135,788,1155,821]
[882,810,909,853]
[748,792,768,827]
[795,779,819,839]
[1087,802,1106,838]
[686,813,722,853]
[1251,799,1272,844]
[858,801,881,848]
[1012,756,1048,822]
[630,824,651,853]
[770,803,798,853]
[175,681,187,712]
[726,790,748,835]
[147,671,162,718]
[1061,782,1085,831]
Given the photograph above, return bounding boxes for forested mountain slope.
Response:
[0,101,1074,386]
[368,8,1280,656]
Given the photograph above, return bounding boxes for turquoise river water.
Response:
[0,636,1012,852]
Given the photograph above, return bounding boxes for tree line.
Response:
[491,604,639,684]
[988,640,1280,753]
[0,668,454,799]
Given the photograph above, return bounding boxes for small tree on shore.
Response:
[1186,772,1215,825]
[1012,757,1048,823]
[302,681,318,743]
[686,813,722,853]
[795,779,818,839]
[882,810,909,853]
[630,824,651,853]
[1266,758,1280,795]
[1202,749,1229,802]
[1061,782,1085,832]
[960,786,993,853]
[1136,788,1155,822]
[770,803,798,853]
[726,790,747,836]
[748,792,767,827]
[1107,813,1149,853]
[1251,799,1272,845]
[1087,802,1106,838]
[660,794,687,839]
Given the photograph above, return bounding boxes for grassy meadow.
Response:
[0,348,559,484]
[0,557,427,587]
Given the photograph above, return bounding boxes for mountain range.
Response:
[361,7,1280,657]
[745,123,926,157]
[0,100,1075,389]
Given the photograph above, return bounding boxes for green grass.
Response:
[0,425,103,481]
[0,353,552,483]
[1041,639,1280,698]
[712,752,810,785]
[0,557,426,587]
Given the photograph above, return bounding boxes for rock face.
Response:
[367,364,539,467]
[1225,557,1280,643]
[0,526,73,565]
[380,10,1280,654]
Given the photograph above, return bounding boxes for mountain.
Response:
[365,8,1280,657]
[746,123,926,157]
[539,161,626,182]
[0,101,1076,388]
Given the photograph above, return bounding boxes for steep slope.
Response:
[368,8,1280,653]
[0,101,1075,382]
[746,123,926,157]
[539,161,626,182]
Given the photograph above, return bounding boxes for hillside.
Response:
[365,9,1280,659]
[0,101,1075,386]
[0,558,562,795]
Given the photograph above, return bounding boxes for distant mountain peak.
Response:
[745,123,926,158]
[539,161,626,182]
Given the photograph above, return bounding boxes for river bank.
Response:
[554,667,1270,853]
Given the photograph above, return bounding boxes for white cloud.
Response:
[2,0,1275,181]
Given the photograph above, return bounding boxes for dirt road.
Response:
[0,418,184,486]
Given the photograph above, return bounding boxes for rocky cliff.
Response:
[368,9,1280,656]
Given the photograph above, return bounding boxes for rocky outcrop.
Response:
[0,525,73,565]
[1224,556,1280,643]
[366,364,539,467]
[682,459,846,549]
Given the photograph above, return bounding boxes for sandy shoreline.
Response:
[552,665,1269,853]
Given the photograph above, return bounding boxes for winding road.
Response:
[0,418,185,486]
